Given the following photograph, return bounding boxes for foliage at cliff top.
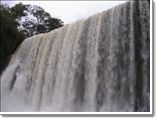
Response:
[0,3,64,74]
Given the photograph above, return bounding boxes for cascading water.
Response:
[1,1,150,112]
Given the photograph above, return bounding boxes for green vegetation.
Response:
[0,3,64,74]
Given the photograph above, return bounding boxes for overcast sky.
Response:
[2,0,127,24]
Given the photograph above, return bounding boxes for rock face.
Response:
[1,1,150,112]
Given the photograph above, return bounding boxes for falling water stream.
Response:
[1,1,150,112]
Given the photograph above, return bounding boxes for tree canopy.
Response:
[0,3,64,74]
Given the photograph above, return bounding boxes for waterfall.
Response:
[1,1,150,112]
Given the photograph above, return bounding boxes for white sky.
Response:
[2,1,127,24]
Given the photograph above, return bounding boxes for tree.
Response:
[0,4,24,74]
[10,3,28,21]
[20,4,63,37]
[0,3,64,74]
[46,17,63,31]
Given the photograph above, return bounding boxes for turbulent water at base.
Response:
[1,1,150,112]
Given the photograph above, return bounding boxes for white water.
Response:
[1,1,150,112]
